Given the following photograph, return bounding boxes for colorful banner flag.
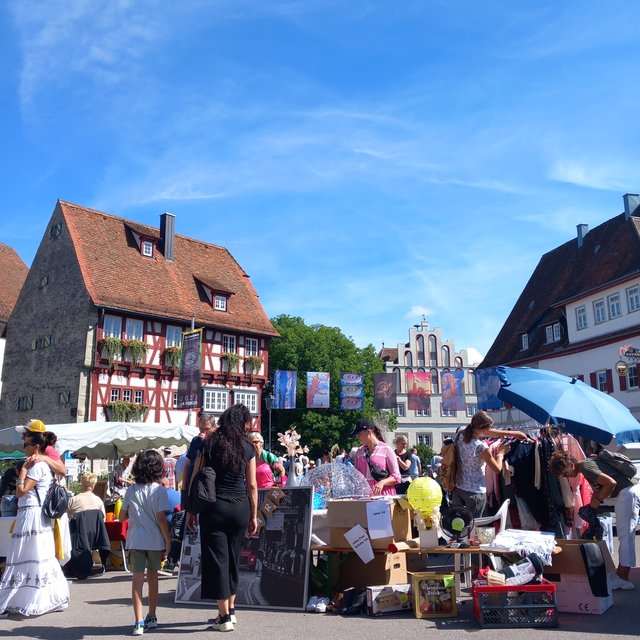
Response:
[407,371,431,412]
[340,372,364,410]
[274,370,297,409]
[373,373,397,409]
[475,367,502,410]
[307,372,330,408]
[441,369,465,412]
[177,329,202,409]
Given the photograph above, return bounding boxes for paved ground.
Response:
[1,564,638,640]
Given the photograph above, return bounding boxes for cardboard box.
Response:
[366,583,413,616]
[337,551,407,590]
[327,498,412,550]
[546,539,616,575]
[547,573,613,614]
[411,572,457,618]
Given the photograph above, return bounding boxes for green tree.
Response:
[415,443,436,475]
[266,315,396,458]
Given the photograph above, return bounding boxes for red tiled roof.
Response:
[481,213,640,367]
[378,347,399,363]
[58,201,279,337]
[0,243,28,325]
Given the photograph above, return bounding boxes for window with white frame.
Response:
[627,285,640,313]
[142,241,153,257]
[416,409,431,417]
[396,403,406,417]
[123,389,132,402]
[545,323,561,343]
[627,364,639,389]
[608,293,622,319]
[214,295,227,311]
[222,334,236,353]
[405,351,413,367]
[441,407,456,417]
[203,388,230,413]
[234,391,258,414]
[594,299,606,324]
[103,315,122,338]
[576,306,588,330]
[110,388,120,402]
[521,333,529,349]
[417,433,433,447]
[545,325,553,343]
[596,370,608,393]
[430,369,439,394]
[466,404,477,417]
[134,390,144,404]
[553,322,561,341]
[245,337,259,357]
[166,325,182,347]
[125,318,144,340]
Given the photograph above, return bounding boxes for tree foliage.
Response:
[265,315,395,458]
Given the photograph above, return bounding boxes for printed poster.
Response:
[306,372,330,408]
[373,373,396,409]
[274,370,297,409]
[407,371,431,412]
[176,329,202,409]
[475,367,502,411]
[441,369,465,412]
[340,372,364,410]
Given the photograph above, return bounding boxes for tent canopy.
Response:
[0,421,198,458]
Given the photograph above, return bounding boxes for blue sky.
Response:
[2,1,640,359]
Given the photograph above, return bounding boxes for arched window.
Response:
[405,367,413,393]
[429,335,438,366]
[454,356,463,368]
[468,369,476,394]
[405,351,413,367]
[393,367,402,393]
[416,335,425,366]
[430,368,439,394]
[442,346,450,368]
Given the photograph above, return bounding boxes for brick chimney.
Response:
[160,212,175,261]
[623,193,640,220]
[576,223,589,248]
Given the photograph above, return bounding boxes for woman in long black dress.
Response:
[187,404,258,632]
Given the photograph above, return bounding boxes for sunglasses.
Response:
[23,442,35,448]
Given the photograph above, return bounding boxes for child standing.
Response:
[120,450,171,636]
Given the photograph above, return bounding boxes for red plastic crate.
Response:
[472,578,558,628]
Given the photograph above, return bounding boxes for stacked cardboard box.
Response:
[366,583,413,616]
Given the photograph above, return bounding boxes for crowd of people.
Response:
[0,408,638,632]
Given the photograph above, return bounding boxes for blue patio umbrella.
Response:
[496,366,640,445]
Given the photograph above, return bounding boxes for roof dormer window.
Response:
[521,333,529,350]
[214,294,227,312]
[142,240,154,257]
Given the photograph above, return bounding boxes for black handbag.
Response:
[187,453,217,514]
[36,470,69,520]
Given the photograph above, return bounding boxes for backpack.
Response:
[36,471,70,520]
[437,436,460,492]
[597,450,637,481]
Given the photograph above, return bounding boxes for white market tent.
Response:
[0,421,198,458]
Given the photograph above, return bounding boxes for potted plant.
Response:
[165,345,182,369]
[123,339,148,365]
[128,403,149,422]
[221,352,241,373]
[245,355,263,374]
[98,336,123,366]
[104,400,149,422]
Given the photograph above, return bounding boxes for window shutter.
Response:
[606,369,613,393]
[589,372,597,388]
[619,374,628,391]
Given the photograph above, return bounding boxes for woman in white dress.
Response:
[0,431,69,617]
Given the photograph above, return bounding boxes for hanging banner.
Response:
[441,369,465,412]
[176,329,202,409]
[274,370,297,409]
[475,367,502,410]
[373,373,396,409]
[306,372,330,408]
[340,372,364,410]
[407,371,431,412]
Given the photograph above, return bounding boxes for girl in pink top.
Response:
[352,419,401,495]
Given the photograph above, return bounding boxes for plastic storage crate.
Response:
[472,578,558,628]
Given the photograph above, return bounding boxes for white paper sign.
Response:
[343,524,375,564]
[366,500,393,539]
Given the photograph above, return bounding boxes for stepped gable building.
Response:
[0,243,28,399]
[379,319,481,451]
[0,200,278,427]
[480,193,640,423]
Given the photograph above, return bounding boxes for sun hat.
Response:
[15,418,46,434]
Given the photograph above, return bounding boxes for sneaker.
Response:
[132,620,145,636]
[210,615,234,632]
[144,615,158,628]
[314,597,330,613]
[609,573,635,590]
[306,596,319,612]
[229,609,237,625]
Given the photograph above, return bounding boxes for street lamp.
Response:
[265,393,275,452]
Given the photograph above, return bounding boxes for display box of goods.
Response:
[472,579,558,628]
[366,583,413,616]
[411,572,457,618]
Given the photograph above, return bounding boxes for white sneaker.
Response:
[306,596,319,612]
[314,597,330,613]
[609,573,634,590]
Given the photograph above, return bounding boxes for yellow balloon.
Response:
[406,477,442,515]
